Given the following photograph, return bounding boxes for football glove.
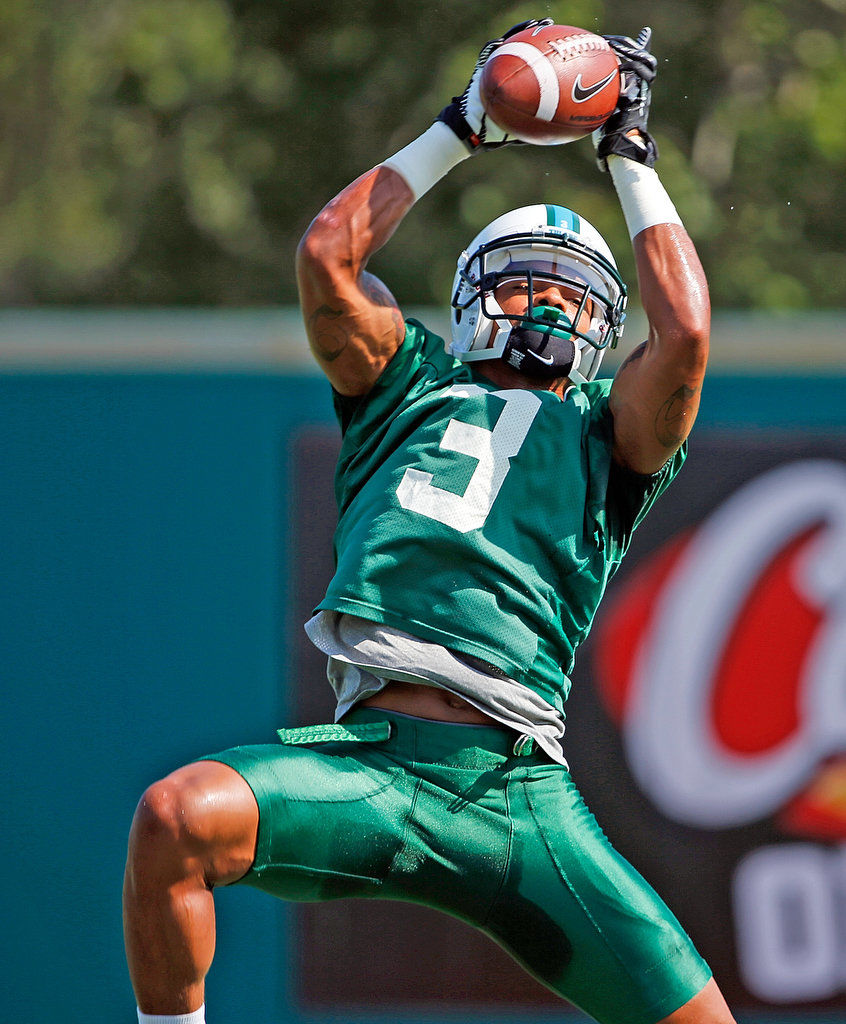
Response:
[437,19,553,151]
[594,27,659,170]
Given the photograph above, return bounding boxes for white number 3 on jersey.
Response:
[396,385,541,533]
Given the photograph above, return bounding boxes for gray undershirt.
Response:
[305,610,567,765]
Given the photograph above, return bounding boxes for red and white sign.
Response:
[596,458,846,834]
[593,456,846,1005]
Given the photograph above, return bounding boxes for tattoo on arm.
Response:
[390,306,405,344]
[360,274,392,307]
[308,304,349,363]
[655,384,697,448]
[618,341,647,373]
[307,275,404,366]
[361,272,405,344]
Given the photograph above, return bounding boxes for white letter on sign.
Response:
[733,844,841,1002]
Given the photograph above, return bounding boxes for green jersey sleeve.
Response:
[331,319,464,438]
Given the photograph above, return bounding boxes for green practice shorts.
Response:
[202,708,711,1024]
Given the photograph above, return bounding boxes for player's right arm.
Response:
[296,18,552,397]
[296,166,414,397]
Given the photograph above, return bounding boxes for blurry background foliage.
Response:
[2,0,845,309]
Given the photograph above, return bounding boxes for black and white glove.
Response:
[437,18,553,151]
[594,27,659,170]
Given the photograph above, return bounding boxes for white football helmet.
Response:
[449,204,627,383]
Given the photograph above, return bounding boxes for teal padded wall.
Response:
[1,368,844,1023]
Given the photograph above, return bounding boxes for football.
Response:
[479,24,620,145]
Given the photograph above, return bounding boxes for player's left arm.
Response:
[610,218,710,474]
[596,29,710,475]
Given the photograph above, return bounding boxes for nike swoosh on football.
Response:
[571,71,618,103]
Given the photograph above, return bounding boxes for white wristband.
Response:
[380,122,471,203]
[608,155,682,239]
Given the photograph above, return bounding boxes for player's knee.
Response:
[130,779,186,858]
[129,768,214,863]
[128,761,258,884]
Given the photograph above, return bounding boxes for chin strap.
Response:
[503,306,582,381]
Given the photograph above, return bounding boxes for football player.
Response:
[124,22,735,1024]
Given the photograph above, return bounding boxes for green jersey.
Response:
[317,319,685,714]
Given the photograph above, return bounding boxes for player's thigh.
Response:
[200,741,413,901]
[488,765,711,1024]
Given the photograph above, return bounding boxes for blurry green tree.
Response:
[1,0,844,308]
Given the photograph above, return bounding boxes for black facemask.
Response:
[502,306,580,380]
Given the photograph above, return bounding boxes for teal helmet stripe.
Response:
[545,204,580,233]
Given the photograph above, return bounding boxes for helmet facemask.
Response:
[450,208,628,384]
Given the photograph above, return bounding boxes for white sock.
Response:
[137,1006,205,1024]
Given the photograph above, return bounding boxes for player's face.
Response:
[494,268,594,333]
